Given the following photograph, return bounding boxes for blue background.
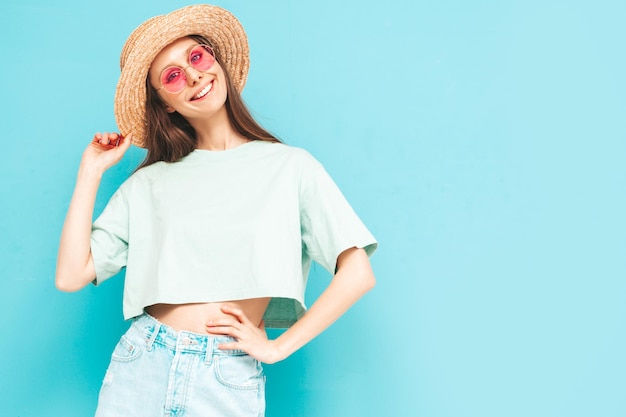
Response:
[1,0,625,416]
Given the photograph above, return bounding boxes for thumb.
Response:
[118,133,133,150]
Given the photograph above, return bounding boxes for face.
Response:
[148,37,228,122]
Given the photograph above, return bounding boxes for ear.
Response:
[165,106,176,113]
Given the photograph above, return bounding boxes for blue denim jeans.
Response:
[94,313,265,417]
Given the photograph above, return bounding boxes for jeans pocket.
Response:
[214,354,263,390]
[111,334,143,363]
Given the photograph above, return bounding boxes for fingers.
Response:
[206,316,242,334]
[216,341,240,351]
[204,305,273,359]
[93,132,118,146]
[91,132,133,152]
[206,316,277,362]
[119,133,133,150]
[220,304,253,326]
[206,314,239,332]
[205,314,257,342]
[206,324,236,334]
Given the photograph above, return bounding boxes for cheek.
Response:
[151,89,176,113]
[218,83,229,101]
[216,69,230,100]
[214,63,229,88]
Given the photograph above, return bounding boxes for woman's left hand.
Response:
[206,304,283,364]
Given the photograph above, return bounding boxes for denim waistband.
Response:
[130,313,245,356]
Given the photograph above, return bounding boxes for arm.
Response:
[55,133,131,292]
[207,246,375,363]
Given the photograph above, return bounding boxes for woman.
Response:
[56,4,377,416]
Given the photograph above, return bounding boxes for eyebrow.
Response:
[157,43,200,70]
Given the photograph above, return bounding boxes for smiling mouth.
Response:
[192,81,213,100]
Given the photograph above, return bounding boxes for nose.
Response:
[184,65,203,86]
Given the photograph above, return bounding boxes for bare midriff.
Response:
[145,297,271,334]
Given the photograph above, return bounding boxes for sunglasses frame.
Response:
[155,44,216,94]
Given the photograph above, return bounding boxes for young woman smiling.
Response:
[56,5,377,416]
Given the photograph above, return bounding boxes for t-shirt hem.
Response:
[122,294,307,324]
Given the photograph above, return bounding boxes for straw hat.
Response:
[114,4,249,148]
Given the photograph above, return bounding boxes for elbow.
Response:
[357,253,376,294]
[55,275,80,292]
[351,264,376,296]
[55,281,74,293]
[55,252,95,292]
[362,270,376,293]
[55,268,90,292]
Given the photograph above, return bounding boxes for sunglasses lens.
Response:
[161,67,187,93]
[190,45,215,71]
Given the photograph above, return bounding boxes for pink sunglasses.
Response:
[156,44,216,93]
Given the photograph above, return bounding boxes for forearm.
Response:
[273,248,376,361]
[206,250,376,363]
[55,165,102,291]
[56,133,131,291]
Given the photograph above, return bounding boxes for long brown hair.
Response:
[137,35,280,169]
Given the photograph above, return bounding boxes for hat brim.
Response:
[114,4,249,148]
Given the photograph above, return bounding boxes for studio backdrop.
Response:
[1,0,625,416]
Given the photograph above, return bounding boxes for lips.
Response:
[191,81,213,100]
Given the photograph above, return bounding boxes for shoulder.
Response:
[116,161,167,193]
[133,160,172,180]
[258,141,320,166]
[134,160,168,176]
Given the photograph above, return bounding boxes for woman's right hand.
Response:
[81,132,133,175]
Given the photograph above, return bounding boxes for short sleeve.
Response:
[91,187,130,285]
[299,154,378,274]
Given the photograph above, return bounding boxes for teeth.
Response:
[195,82,213,99]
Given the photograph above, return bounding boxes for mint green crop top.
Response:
[91,140,377,328]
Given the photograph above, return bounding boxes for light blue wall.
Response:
[1,0,625,416]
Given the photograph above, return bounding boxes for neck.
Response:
[189,107,248,151]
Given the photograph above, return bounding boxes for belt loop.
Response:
[204,338,214,365]
[146,322,161,352]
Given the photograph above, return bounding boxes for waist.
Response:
[144,298,270,334]
[131,313,244,355]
